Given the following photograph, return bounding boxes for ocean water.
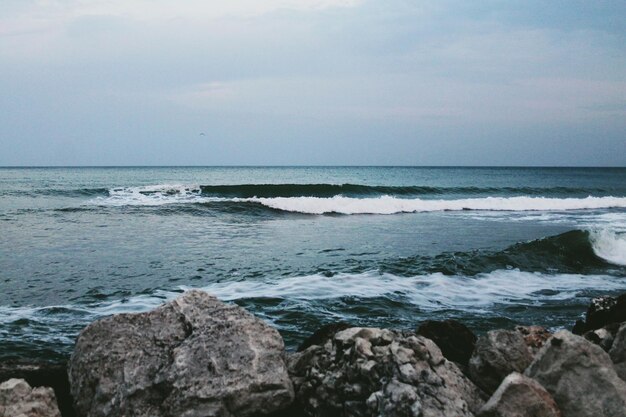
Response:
[1,166,626,362]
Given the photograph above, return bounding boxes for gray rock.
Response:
[288,327,484,417]
[469,330,534,394]
[478,372,561,417]
[609,323,626,381]
[526,330,626,417]
[0,378,61,417]
[69,290,294,417]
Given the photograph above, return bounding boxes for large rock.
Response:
[468,330,534,394]
[68,290,294,417]
[526,330,626,417]
[0,378,61,417]
[288,327,484,417]
[573,294,626,335]
[477,372,561,417]
[416,319,477,366]
[609,323,626,381]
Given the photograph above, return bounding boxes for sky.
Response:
[0,0,625,166]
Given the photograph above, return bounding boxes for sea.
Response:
[1,166,626,362]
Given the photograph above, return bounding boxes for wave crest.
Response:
[247,195,626,214]
[590,230,626,266]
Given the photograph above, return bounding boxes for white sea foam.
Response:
[590,229,626,266]
[246,195,626,215]
[2,270,624,329]
[91,184,205,206]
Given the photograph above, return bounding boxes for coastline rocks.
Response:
[573,294,626,335]
[525,330,626,417]
[477,373,561,417]
[297,322,352,352]
[288,327,484,417]
[0,378,61,417]
[468,330,534,394]
[0,362,73,417]
[68,290,294,417]
[416,319,477,366]
[609,323,626,381]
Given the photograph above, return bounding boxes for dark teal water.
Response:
[1,167,626,361]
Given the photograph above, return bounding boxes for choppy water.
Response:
[1,167,625,361]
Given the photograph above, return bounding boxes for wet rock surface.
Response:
[477,372,561,417]
[573,294,626,335]
[288,327,484,417]
[526,330,626,417]
[68,290,294,417]
[416,319,477,366]
[0,378,61,417]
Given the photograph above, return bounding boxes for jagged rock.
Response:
[477,372,561,417]
[573,294,626,334]
[609,323,626,381]
[68,290,294,417]
[416,319,477,366]
[0,362,73,417]
[0,378,61,417]
[288,327,484,417]
[297,322,351,352]
[468,330,534,394]
[514,326,551,356]
[526,330,626,417]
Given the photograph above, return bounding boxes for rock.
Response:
[69,290,294,417]
[609,323,626,381]
[468,330,534,394]
[297,322,351,352]
[288,327,484,417]
[514,326,551,356]
[0,378,61,417]
[526,330,626,417]
[0,362,73,417]
[583,323,620,352]
[573,294,626,334]
[477,372,561,417]
[416,319,477,366]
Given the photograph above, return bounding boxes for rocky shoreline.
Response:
[2,290,626,417]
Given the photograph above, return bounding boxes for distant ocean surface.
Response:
[1,166,626,362]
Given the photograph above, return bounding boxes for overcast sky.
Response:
[1,0,625,166]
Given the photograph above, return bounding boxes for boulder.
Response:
[468,330,534,394]
[416,319,477,366]
[0,378,61,417]
[525,330,626,417]
[609,323,626,381]
[0,362,73,417]
[477,372,561,417]
[68,290,294,417]
[573,294,626,334]
[288,327,484,417]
